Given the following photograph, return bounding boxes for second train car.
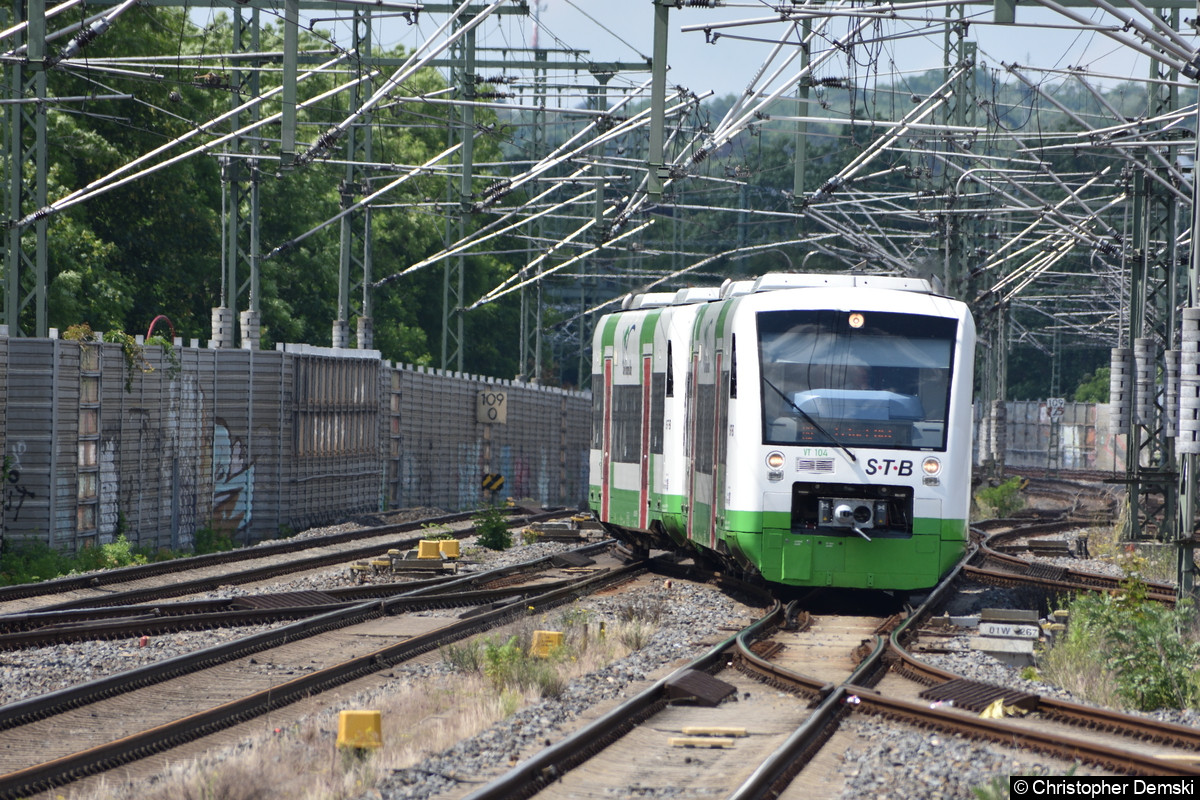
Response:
[589,272,976,591]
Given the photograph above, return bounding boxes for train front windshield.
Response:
[758,309,958,451]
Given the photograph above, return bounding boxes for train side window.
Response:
[730,334,738,399]
[666,341,674,397]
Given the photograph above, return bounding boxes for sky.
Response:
[370,0,1169,105]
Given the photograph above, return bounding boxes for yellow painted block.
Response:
[438,539,461,559]
[337,710,382,750]
[530,630,564,658]
[417,540,442,559]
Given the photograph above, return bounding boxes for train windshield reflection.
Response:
[757,309,958,450]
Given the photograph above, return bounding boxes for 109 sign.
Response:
[477,391,508,424]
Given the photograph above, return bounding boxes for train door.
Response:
[710,350,723,549]
[639,346,652,529]
[601,349,613,521]
[686,349,700,538]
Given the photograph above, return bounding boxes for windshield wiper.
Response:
[763,377,857,462]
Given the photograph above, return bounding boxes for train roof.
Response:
[671,287,722,304]
[620,292,676,310]
[619,273,936,312]
[750,273,935,294]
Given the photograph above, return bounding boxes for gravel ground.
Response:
[375,579,744,799]
[834,716,1111,799]
[0,522,582,706]
[14,509,1199,800]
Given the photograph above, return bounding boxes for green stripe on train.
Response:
[723,510,967,590]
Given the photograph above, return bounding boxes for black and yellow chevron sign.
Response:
[482,473,505,492]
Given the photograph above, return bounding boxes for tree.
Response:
[1074,366,1110,403]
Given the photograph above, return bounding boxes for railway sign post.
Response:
[477,390,507,503]
[482,472,505,504]
[477,390,508,424]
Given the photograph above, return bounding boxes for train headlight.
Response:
[766,451,785,469]
[922,457,941,476]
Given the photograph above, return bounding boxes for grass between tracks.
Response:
[0,526,239,586]
[72,598,661,800]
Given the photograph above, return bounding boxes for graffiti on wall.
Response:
[213,419,254,535]
[99,441,118,536]
[3,441,34,523]
[168,374,206,548]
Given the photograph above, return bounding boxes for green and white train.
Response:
[589,273,976,591]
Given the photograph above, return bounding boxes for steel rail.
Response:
[0,508,477,603]
[971,517,1176,601]
[0,537,610,636]
[890,640,1200,750]
[0,539,610,731]
[712,538,974,800]
[846,691,1200,776]
[0,559,645,800]
[881,515,1200,765]
[459,600,784,800]
[722,543,978,799]
[0,508,561,609]
[0,580,583,650]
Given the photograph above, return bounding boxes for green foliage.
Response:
[102,330,152,392]
[24,4,1159,387]
[474,506,512,551]
[481,636,565,698]
[73,535,149,571]
[0,534,147,585]
[193,525,235,555]
[974,477,1025,518]
[420,522,455,541]
[1005,346,1109,402]
[145,334,181,380]
[443,604,614,699]
[62,323,98,342]
[973,766,1077,800]
[1074,366,1110,403]
[617,620,653,651]
[482,636,524,686]
[972,775,1010,800]
[0,540,74,585]
[442,639,485,673]
[1054,573,1200,711]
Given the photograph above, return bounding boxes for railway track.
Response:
[7,478,1195,799]
[457,503,1200,799]
[0,543,636,800]
[0,544,609,650]
[969,515,1176,603]
[0,507,562,615]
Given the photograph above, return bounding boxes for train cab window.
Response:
[757,309,957,450]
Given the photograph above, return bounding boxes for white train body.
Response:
[590,273,976,590]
